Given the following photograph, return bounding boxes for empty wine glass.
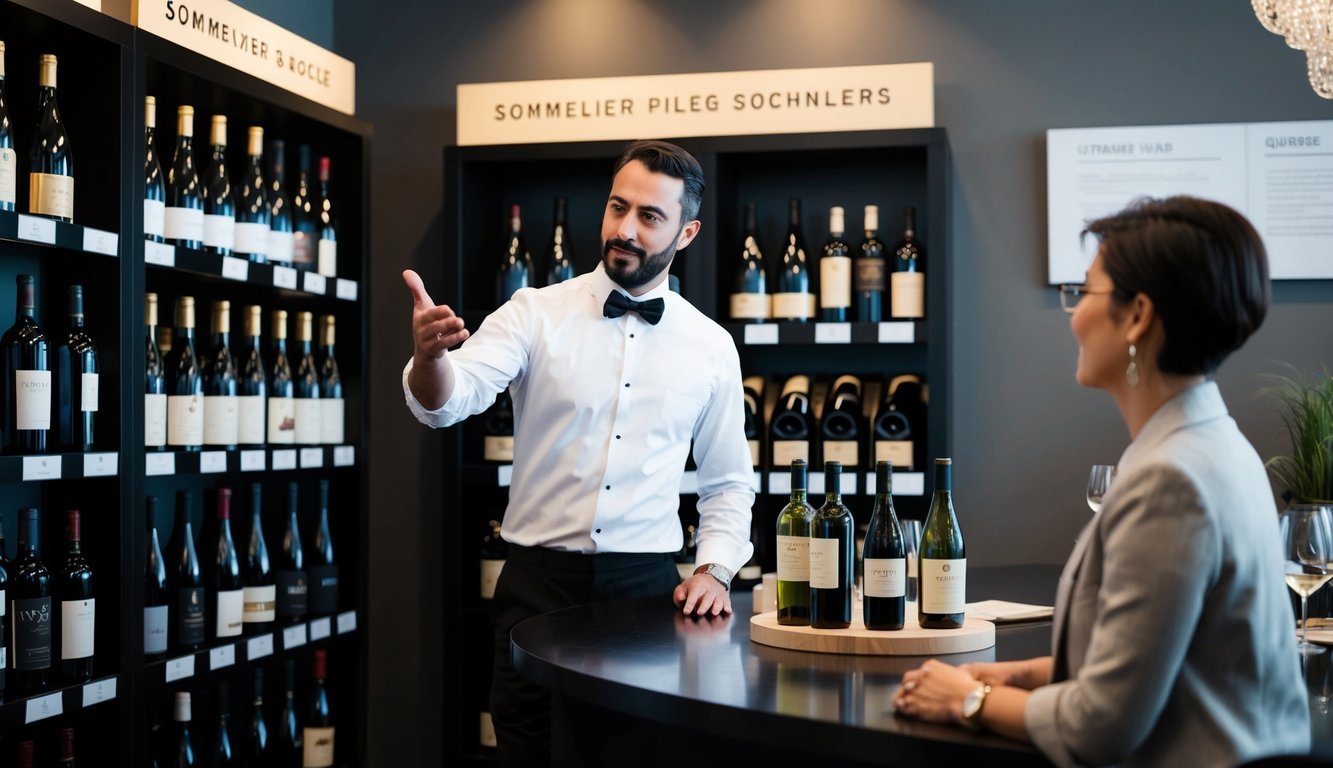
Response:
[1087,464,1116,514]
[1281,504,1333,656]
[901,518,922,603]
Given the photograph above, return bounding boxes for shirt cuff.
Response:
[402,358,453,428]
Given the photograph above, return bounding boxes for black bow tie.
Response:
[603,291,665,325]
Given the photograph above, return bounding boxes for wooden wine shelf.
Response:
[750,604,994,656]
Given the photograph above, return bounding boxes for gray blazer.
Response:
[1026,382,1311,767]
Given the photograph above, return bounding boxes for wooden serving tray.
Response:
[750,604,995,656]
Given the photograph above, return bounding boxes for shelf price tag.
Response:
[679,471,698,495]
[333,446,354,467]
[497,465,513,487]
[240,450,266,471]
[83,452,118,477]
[272,265,299,290]
[144,240,176,267]
[17,214,56,245]
[309,617,332,641]
[82,227,119,256]
[814,322,852,344]
[25,691,63,724]
[146,452,176,476]
[896,472,926,496]
[222,256,250,282]
[22,456,62,482]
[200,451,228,473]
[165,655,195,683]
[271,449,297,471]
[300,447,324,469]
[878,322,915,344]
[337,610,357,634]
[769,472,791,495]
[743,324,779,345]
[302,272,328,295]
[336,279,358,301]
[247,634,274,660]
[82,678,117,707]
[283,624,308,649]
[210,644,236,670]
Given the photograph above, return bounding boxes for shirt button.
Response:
[605,485,611,490]
[615,435,621,439]
[595,528,602,534]
[629,333,635,338]
[624,383,630,388]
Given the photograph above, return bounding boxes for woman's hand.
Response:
[893,659,981,725]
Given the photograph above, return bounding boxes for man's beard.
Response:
[601,235,678,291]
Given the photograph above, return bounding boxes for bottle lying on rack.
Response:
[730,201,769,323]
[203,115,235,255]
[769,374,813,468]
[55,284,98,452]
[57,508,95,683]
[166,105,204,249]
[144,96,165,242]
[0,42,14,212]
[3,274,50,455]
[872,374,926,471]
[29,53,73,222]
[820,374,865,469]
[742,375,765,468]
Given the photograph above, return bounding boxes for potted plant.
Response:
[1263,366,1333,506]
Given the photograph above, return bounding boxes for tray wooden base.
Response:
[750,604,995,656]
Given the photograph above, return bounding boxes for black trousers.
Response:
[491,545,681,768]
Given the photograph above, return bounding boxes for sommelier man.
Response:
[401,140,755,767]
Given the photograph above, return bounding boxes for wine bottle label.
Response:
[164,206,204,243]
[295,398,322,445]
[808,537,842,589]
[268,397,296,444]
[204,394,240,445]
[820,256,853,309]
[144,199,166,239]
[234,222,269,256]
[268,230,295,264]
[771,292,815,319]
[145,393,168,447]
[144,605,168,654]
[318,238,337,278]
[480,559,504,600]
[238,394,266,444]
[13,596,52,670]
[177,587,206,646]
[729,292,771,320]
[293,232,315,266]
[242,584,276,623]
[167,394,205,446]
[920,558,966,614]
[874,440,913,470]
[854,257,887,292]
[308,565,339,614]
[216,588,244,637]
[203,213,236,250]
[0,148,16,207]
[30,172,73,219]
[81,372,99,412]
[15,370,52,430]
[321,398,345,444]
[748,439,761,467]
[823,440,859,467]
[890,272,925,318]
[302,726,335,767]
[772,440,809,467]
[864,557,905,598]
[483,435,514,462]
[275,570,308,618]
[60,598,95,660]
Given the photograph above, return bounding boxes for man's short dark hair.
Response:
[612,140,704,223]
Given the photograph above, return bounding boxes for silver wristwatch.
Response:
[695,563,733,591]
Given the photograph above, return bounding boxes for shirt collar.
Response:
[590,262,673,304]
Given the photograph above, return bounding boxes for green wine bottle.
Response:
[775,460,814,625]
[918,458,965,629]
[810,461,853,629]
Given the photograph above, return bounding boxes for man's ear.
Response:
[677,219,701,250]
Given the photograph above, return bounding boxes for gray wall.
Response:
[322,0,1333,763]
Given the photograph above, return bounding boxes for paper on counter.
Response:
[967,600,1054,623]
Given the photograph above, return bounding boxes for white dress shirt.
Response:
[403,265,755,574]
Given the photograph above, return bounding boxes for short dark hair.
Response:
[1082,195,1269,375]
[612,140,704,222]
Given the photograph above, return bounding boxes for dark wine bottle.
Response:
[772,198,814,322]
[729,201,769,323]
[165,105,203,249]
[167,490,205,653]
[233,126,269,263]
[854,204,886,323]
[165,296,204,451]
[309,479,338,616]
[202,115,235,256]
[11,508,51,693]
[775,459,814,626]
[174,691,197,767]
[59,726,76,767]
[863,460,906,631]
[819,375,864,470]
[212,680,235,767]
[483,389,514,463]
[143,96,165,242]
[890,206,925,319]
[918,458,965,629]
[0,42,13,212]
[293,312,321,445]
[316,156,339,278]
[742,375,765,469]
[497,204,531,303]
[267,310,294,445]
[290,143,317,271]
[29,54,73,222]
[819,206,851,322]
[3,274,50,455]
[17,739,34,768]
[145,293,168,450]
[144,496,168,659]
[544,195,573,286]
[238,305,266,448]
[769,374,813,468]
[0,510,9,698]
[277,658,303,760]
[248,667,269,761]
[318,315,343,445]
[872,374,925,471]
[275,482,307,623]
[55,285,97,452]
[480,517,506,600]
[211,487,243,639]
[202,300,239,449]
[242,483,274,635]
[56,509,94,682]
[267,139,294,265]
[810,462,853,629]
[303,649,334,767]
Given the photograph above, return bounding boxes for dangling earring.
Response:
[1126,344,1141,388]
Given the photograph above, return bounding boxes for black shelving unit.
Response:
[441,128,950,760]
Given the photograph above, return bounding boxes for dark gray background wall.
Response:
[245,0,1333,763]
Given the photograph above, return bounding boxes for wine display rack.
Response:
[0,1,371,765]
[442,128,950,760]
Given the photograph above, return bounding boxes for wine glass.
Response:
[1086,465,1116,514]
[901,518,922,603]
[1281,504,1333,656]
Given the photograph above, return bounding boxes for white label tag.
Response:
[240,449,267,471]
[144,240,176,267]
[22,456,61,481]
[335,278,357,301]
[895,473,925,496]
[814,322,852,344]
[165,654,196,682]
[146,452,176,476]
[333,446,354,466]
[309,617,332,641]
[769,472,791,495]
[82,227,118,256]
[272,449,297,470]
[300,447,324,468]
[743,324,779,345]
[82,678,117,707]
[83,452,117,477]
[878,321,915,344]
[272,265,299,290]
[17,214,56,244]
[303,272,328,295]
[337,610,357,634]
[25,692,63,724]
[81,372,99,412]
[222,256,250,282]
[210,644,236,670]
[247,633,274,660]
[497,464,513,487]
[200,451,228,474]
[283,623,308,649]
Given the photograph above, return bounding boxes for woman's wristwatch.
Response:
[694,563,733,591]
[961,683,992,729]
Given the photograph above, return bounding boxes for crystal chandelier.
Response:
[1253,0,1333,98]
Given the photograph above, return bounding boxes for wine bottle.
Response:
[11,508,51,693]
[238,305,266,448]
[742,375,764,469]
[309,479,338,615]
[29,54,73,222]
[276,482,307,623]
[772,198,814,322]
[174,691,197,767]
[267,139,294,265]
[242,482,274,635]
[267,310,294,445]
[769,374,813,467]
[291,143,317,271]
[316,156,339,279]
[293,312,321,445]
[775,459,815,625]
[143,96,165,242]
[318,315,343,445]
[277,658,303,760]
[303,649,335,767]
[479,517,505,600]
[234,126,269,263]
[165,296,205,451]
[890,206,925,319]
[202,300,239,449]
[53,286,97,452]
[17,739,34,768]
[483,389,514,463]
[202,115,235,255]
[165,106,204,249]
[918,458,965,629]
[0,510,9,698]
[863,460,906,631]
[214,680,235,766]
[855,204,886,323]
[3,274,51,455]
[145,293,168,450]
[144,496,168,659]
[57,509,94,682]
[211,487,243,639]
[0,42,13,212]
[729,201,770,323]
[248,667,269,761]
[544,195,573,286]
[810,461,853,629]
[168,490,205,653]
[819,206,851,322]
[497,204,531,303]
[59,726,76,767]
[819,375,864,469]
[872,374,925,471]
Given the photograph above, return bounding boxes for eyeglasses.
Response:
[1059,284,1114,314]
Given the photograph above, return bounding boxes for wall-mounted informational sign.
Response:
[1048,120,1333,283]
[456,63,934,147]
[134,0,355,115]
